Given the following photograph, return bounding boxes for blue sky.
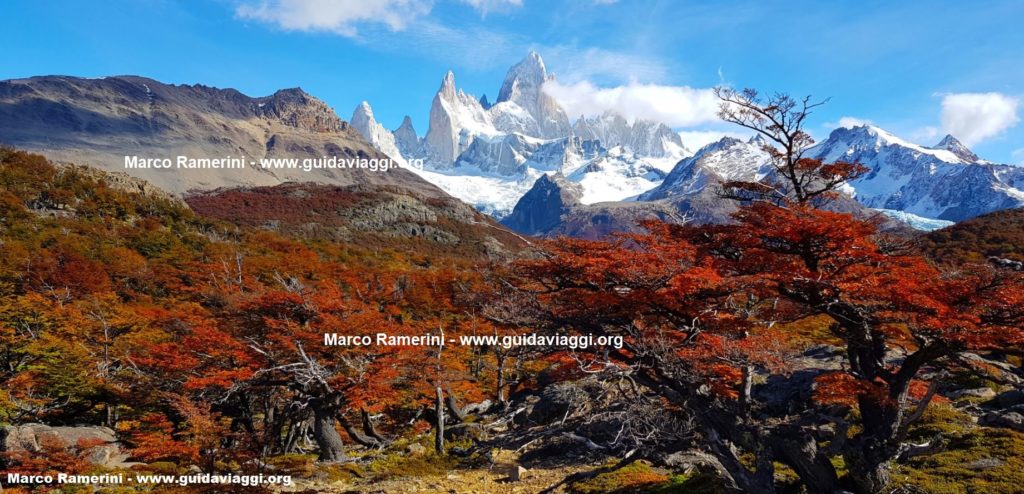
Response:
[2,0,1022,162]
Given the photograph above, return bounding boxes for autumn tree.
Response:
[508,204,1024,493]
[715,87,867,205]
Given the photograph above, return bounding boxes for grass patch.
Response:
[889,405,1024,494]
[569,462,669,494]
[567,461,728,494]
[368,450,457,479]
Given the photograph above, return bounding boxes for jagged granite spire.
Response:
[493,51,570,139]
[350,101,404,164]
[393,115,419,158]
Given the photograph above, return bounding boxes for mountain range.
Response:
[1,53,1022,238]
[346,52,1023,233]
[0,75,438,197]
[351,51,689,217]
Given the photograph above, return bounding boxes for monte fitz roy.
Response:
[1,51,1022,235]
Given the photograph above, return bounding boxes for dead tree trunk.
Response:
[435,386,445,454]
[496,352,507,404]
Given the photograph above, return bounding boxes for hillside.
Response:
[0,75,438,196]
[921,207,1024,264]
[185,182,529,261]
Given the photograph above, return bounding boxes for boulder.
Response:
[509,465,528,482]
[948,387,998,401]
[406,443,427,456]
[979,411,1024,432]
[982,389,1024,410]
[0,424,131,467]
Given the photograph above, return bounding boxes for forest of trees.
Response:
[0,91,1022,494]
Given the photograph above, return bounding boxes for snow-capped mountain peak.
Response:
[930,134,979,162]
[640,136,772,201]
[813,125,969,164]
[497,50,547,106]
[492,51,570,139]
[423,70,497,165]
[572,111,689,158]
[440,70,457,99]
[807,125,1024,221]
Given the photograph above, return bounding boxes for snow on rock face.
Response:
[573,111,690,158]
[641,136,772,200]
[930,134,979,162]
[567,146,668,204]
[350,101,406,165]
[488,101,541,137]
[494,51,571,139]
[454,133,542,176]
[398,52,692,216]
[808,125,1024,221]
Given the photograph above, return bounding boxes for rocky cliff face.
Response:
[494,51,571,139]
[423,71,497,166]
[393,115,420,159]
[256,87,347,133]
[351,101,405,164]
[501,173,582,235]
[0,75,438,196]
[930,134,979,162]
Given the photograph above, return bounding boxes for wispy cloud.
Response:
[538,46,669,85]
[1012,148,1024,165]
[235,0,433,37]
[234,0,524,38]
[455,0,522,15]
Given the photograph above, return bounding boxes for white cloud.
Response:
[677,130,748,151]
[939,92,1020,146]
[235,0,523,36]
[235,0,432,36]
[456,0,522,14]
[543,79,720,127]
[828,116,873,129]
